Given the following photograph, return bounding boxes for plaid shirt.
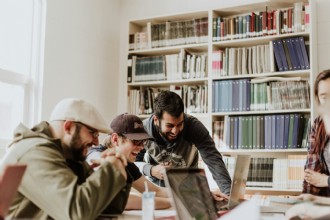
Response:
[302,116,330,196]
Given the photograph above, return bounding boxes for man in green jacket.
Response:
[0,98,128,220]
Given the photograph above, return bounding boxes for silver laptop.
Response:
[164,154,251,220]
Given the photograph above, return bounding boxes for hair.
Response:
[314,69,330,104]
[102,133,127,148]
[312,69,330,154]
[153,91,184,119]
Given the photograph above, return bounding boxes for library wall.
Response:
[42,0,121,123]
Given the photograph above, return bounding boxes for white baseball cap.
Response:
[50,98,111,134]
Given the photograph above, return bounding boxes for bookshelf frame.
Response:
[125,0,316,196]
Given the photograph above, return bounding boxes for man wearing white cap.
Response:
[0,98,128,220]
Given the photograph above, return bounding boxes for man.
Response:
[87,113,171,212]
[135,90,232,197]
[0,98,128,220]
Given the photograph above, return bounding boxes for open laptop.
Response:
[164,154,251,220]
[0,164,27,218]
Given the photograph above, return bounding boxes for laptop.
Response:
[164,154,251,220]
[0,164,27,218]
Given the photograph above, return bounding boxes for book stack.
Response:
[272,36,310,72]
[212,2,309,42]
[220,113,310,150]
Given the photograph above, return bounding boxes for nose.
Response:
[171,126,179,135]
[92,137,99,146]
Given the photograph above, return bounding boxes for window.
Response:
[0,0,46,155]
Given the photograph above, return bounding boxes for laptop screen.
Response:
[164,168,218,220]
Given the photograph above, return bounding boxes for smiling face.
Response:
[66,122,99,161]
[111,133,145,163]
[154,111,184,142]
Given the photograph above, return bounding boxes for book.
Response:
[272,40,284,71]
[298,36,310,69]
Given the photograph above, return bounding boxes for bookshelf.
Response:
[126,0,316,196]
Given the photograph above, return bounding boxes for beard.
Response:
[69,128,87,161]
[156,122,182,143]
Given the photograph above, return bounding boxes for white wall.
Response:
[42,0,121,124]
[42,0,330,119]
[118,0,330,113]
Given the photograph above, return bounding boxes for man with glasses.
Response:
[87,113,171,213]
[0,98,128,220]
[135,91,232,200]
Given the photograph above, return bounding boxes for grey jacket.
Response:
[0,122,127,220]
[135,114,232,194]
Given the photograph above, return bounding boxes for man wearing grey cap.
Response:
[0,98,128,220]
[87,113,171,213]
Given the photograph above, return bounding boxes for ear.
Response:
[110,133,119,146]
[63,121,75,135]
[153,115,159,125]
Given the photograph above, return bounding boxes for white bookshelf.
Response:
[125,0,316,195]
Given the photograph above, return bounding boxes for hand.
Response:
[100,148,128,180]
[151,163,171,180]
[304,169,329,187]
[211,189,229,201]
[286,202,330,220]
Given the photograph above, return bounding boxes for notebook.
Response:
[0,164,27,218]
[163,154,251,220]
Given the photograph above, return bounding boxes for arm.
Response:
[188,116,232,195]
[18,147,126,220]
[129,175,171,210]
[133,175,168,198]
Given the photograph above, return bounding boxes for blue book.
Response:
[293,37,306,69]
[276,39,289,71]
[212,81,215,112]
[283,114,290,149]
[285,38,300,70]
[298,36,310,69]
[228,80,233,111]
[272,40,284,71]
[271,115,276,149]
[232,80,239,111]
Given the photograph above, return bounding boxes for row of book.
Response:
[212,44,271,77]
[272,37,310,72]
[223,155,305,189]
[213,2,309,41]
[164,50,208,81]
[127,50,208,83]
[213,113,310,150]
[129,17,208,51]
[128,85,208,115]
[212,78,310,112]
[212,36,309,77]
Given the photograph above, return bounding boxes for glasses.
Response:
[130,139,147,146]
[74,122,99,138]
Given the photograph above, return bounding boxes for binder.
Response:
[298,36,310,69]
[276,39,289,71]
[272,40,284,71]
[293,37,305,69]
[285,38,300,70]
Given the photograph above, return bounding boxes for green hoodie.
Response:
[0,121,127,220]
